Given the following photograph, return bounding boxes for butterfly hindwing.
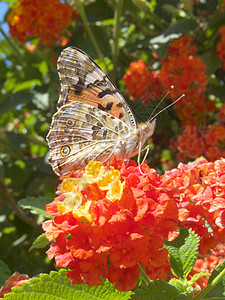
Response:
[46,102,130,176]
[57,47,137,130]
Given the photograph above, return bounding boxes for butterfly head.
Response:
[139,118,156,139]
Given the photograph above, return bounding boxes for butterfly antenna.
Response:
[147,85,174,121]
[148,93,185,122]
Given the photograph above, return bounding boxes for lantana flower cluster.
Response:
[43,157,225,291]
[123,35,210,126]
[122,60,163,105]
[160,35,215,127]
[173,103,225,162]
[162,157,225,255]
[123,33,225,162]
[7,0,73,46]
[43,159,180,291]
[0,272,30,298]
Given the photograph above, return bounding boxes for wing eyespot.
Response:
[64,128,70,134]
[66,119,75,127]
[61,145,71,156]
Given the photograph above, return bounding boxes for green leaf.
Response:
[18,196,51,218]
[209,11,225,28]
[169,279,195,299]
[4,269,133,300]
[201,51,221,75]
[0,259,11,287]
[30,233,50,251]
[132,279,179,300]
[164,228,199,279]
[149,19,197,58]
[168,279,186,294]
[202,260,225,299]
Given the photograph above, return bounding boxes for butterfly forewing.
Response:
[57,47,137,130]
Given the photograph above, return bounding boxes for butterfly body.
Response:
[47,47,156,176]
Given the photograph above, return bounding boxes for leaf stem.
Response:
[112,0,123,83]
[194,267,225,299]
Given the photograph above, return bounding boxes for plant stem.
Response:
[194,267,225,299]
[0,181,37,228]
[112,0,123,83]
[0,25,24,60]
[73,0,108,71]
[138,264,152,285]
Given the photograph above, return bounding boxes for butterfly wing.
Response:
[46,102,130,176]
[57,47,137,130]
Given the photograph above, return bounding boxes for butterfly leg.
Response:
[97,141,120,164]
[138,142,143,174]
[138,143,150,174]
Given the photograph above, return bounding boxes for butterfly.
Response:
[46,47,156,176]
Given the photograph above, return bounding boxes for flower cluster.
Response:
[216,26,225,70]
[160,35,209,126]
[0,272,30,298]
[123,35,209,125]
[173,103,225,162]
[43,156,225,291]
[7,0,73,46]
[122,60,163,105]
[43,159,179,291]
[162,157,225,254]
[122,34,225,162]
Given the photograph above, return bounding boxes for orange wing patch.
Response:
[67,86,125,120]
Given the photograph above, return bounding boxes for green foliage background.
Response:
[0,0,224,286]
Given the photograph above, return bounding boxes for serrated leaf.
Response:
[30,233,50,251]
[202,260,225,299]
[18,196,51,218]
[169,279,186,294]
[169,279,195,299]
[164,228,199,279]
[4,269,133,300]
[132,279,179,300]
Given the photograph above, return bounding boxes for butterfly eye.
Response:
[61,145,71,156]
[66,119,75,127]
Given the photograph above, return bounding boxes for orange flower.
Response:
[166,34,197,57]
[43,157,225,291]
[7,0,74,46]
[0,272,30,298]
[43,159,179,291]
[123,60,163,104]
[163,157,225,254]
[160,53,207,100]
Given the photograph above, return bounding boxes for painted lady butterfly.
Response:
[47,47,156,176]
